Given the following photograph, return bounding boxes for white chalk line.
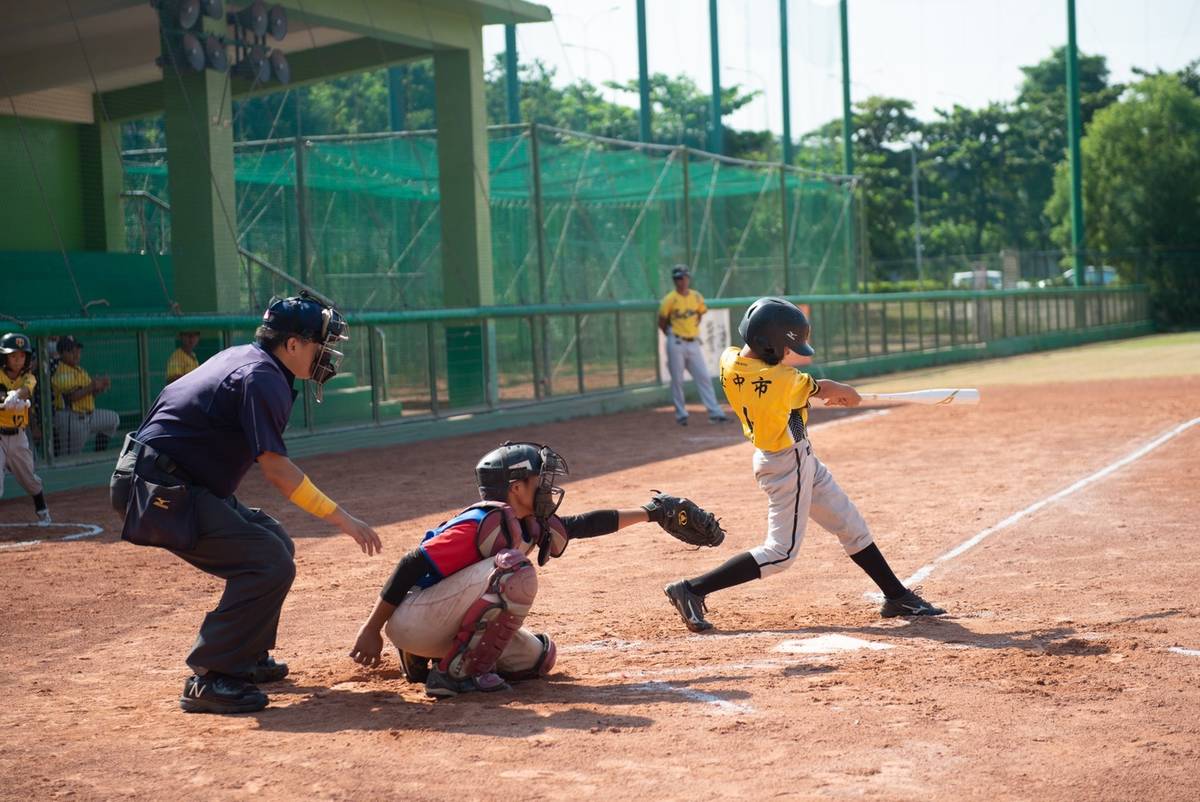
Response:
[0,522,105,551]
[896,416,1200,589]
[1168,647,1200,657]
[629,681,755,715]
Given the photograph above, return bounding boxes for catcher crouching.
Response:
[350,441,724,697]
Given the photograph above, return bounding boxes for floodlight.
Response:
[203,33,228,72]
[229,0,268,38]
[269,48,290,84]
[200,0,224,19]
[266,4,288,41]
[176,0,201,29]
[232,43,271,83]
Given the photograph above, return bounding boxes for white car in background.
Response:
[1038,266,1119,288]
[950,269,1003,290]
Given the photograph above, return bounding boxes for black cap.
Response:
[671,265,690,280]
[58,335,83,351]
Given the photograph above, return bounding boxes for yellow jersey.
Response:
[52,363,95,413]
[0,371,36,429]
[166,348,199,382]
[658,290,707,339]
[718,346,819,452]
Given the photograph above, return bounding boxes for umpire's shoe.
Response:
[180,672,268,714]
[880,588,946,618]
[664,580,712,632]
[245,654,289,684]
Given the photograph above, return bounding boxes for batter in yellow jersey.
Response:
[0,332,50,522]
[719,347,819,452]
[662,298,946,632]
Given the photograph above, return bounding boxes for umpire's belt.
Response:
[120,434,195,485]
[0,426,21,436]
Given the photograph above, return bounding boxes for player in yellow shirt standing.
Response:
[657,265,728,426]
[0,333,51,523]
[50,336,120,456]
[166,330,201,383]
[663,298,945,631]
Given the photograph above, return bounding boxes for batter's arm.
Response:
[258,451,383,555]
[815,378,862,407]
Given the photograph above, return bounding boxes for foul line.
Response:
[0,522,105,551]
[901,416,1200,588]
[1168,647,1200,657]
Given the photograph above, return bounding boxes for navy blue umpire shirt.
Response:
[137,343,298,498]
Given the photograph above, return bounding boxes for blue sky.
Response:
[485,0,1200,135]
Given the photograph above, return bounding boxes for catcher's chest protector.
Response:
[471,501,534,558]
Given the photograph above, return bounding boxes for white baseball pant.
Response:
[53,408,120,456]
[666,334,723,422]
[1,430,44,497]
[748,439,875,579]
[384,557,546,673]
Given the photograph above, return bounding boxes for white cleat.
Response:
[36,509,52,526]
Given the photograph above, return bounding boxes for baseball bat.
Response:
[858,388,980,406]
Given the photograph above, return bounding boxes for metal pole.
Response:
[615,310,625,387]
[426,321,439,417]
[1066,0,1086,284]
[780,166,790,294]
[529,123,551,397]
[910,143,923,283]
[708,0,723,154]
[293,132,310,287]
[779,0,793,166]
[839,1,855,293]
[136,332,151,418]
[368,326,381,424]
[574,314,585,394]
[387,66,407,131]
[637,0,652,143]
[681,147,693,268]
[505,25,521,124]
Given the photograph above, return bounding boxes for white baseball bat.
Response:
[858,388,980,406]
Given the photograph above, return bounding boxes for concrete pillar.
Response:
[434,32,496,408]
[162,56,240,312]
[79,118,126,252]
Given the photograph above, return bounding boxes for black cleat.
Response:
[664,580,712,632]
[676,418,689,427]
[424,668,509,699]
[880,588,946,618]
[245,655,289,684]
[398,651,432,684]
[180,672,268,714]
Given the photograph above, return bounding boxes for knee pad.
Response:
[500,633,557,682]
[441,550,537,679]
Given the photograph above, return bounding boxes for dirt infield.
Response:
[2,334,1199,801]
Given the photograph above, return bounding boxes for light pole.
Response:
[562,43,618,101]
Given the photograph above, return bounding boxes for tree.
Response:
[1047,74,1200,324]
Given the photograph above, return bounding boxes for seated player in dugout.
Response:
[663,298,946,632]
[350,442,711,698]
[166,330,202,383]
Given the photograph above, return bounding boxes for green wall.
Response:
[0,117,86,252]
[0,252,175,317]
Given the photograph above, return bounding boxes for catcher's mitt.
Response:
[643,491,725,548]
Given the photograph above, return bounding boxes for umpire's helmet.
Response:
[476,441,569,518]
[738,297,815,365]
[259,291,348,403]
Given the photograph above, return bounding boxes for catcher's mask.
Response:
[260,291,348,403]
[476,441,569,522]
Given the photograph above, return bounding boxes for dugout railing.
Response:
[4,285,1151,495]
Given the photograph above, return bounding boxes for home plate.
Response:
[773,635,894,654]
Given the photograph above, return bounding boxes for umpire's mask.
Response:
[261,291,348,403]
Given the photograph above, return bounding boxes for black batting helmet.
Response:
[0,333,34,374]
[476,441,569,518]
[738,297,815,365]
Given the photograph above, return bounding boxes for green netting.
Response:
[121,125,856,313]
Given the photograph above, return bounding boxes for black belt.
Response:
[0,426,21,436]
[673,335,697,342]
[123,436,194,485]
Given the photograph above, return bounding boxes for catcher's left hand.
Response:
[643,491,725,548]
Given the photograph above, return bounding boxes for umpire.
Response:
[110,292,382,714]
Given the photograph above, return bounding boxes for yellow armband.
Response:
[290,475,338,518]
